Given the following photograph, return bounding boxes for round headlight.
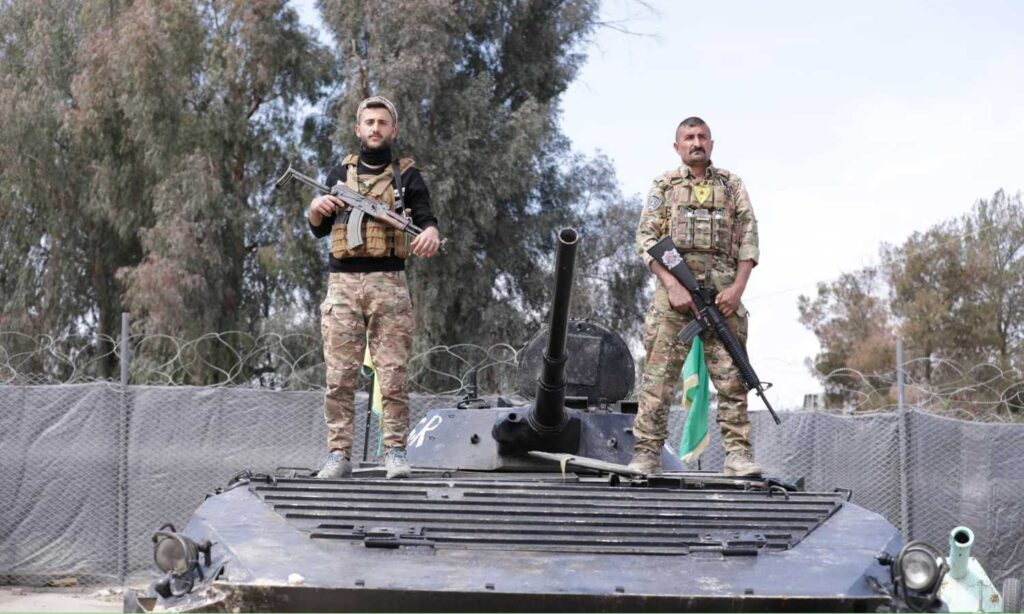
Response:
[154,535,190,575]
[901,548,939,591]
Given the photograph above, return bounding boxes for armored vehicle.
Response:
[125,228,1014,612]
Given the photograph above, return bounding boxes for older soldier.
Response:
[628,116,762,477]
[308,96,441,479]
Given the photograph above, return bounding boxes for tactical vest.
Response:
[664,170,739,261]
[329,155,415,259]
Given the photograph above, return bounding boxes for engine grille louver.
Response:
[251,478,841,555]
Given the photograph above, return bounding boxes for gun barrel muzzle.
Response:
[948,526,973,580]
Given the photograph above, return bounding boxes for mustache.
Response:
[690,147,705,154]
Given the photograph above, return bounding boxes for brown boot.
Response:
[723,449,762,477]
[627,450,663,475]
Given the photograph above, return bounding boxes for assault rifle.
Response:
[275,164,447,252]
[647,236,781,425]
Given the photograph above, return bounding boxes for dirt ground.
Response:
[0,586,125,612]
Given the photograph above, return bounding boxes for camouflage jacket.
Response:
[636,163,759,291]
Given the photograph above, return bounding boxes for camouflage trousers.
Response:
[634,286,753,456]
[320,271,414,455]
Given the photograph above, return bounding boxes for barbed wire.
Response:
[815,359,1024,422]
[0,331,524,396]
[4,331,1022,421]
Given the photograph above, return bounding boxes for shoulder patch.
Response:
[646,193,663,211]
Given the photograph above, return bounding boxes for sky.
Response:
[559,0,1024,409]
[295,0,1023,409]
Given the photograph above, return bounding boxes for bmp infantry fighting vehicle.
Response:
[126,229,1016,612]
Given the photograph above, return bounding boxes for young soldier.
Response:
[308,96,441,479]
[629,116,762,477]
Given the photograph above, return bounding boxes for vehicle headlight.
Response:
[900,547,939,591]
[151,524,211,598]
[154,532,196,576]
[891,540,948,608]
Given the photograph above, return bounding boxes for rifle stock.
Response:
[647,236,781,425]
[274,164,447,252]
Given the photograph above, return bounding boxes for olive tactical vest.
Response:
[329,155,415,259]
[664,170,740,261]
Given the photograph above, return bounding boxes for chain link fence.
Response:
[2,330,1022,590]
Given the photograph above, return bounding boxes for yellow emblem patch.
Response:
[693,184,712,205]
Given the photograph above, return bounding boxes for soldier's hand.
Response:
[715,284,743,317]
[667,285,700,318]
[410,226,441,258]
[309,195,345,223]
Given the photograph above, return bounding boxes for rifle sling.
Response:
[391,160,405,214]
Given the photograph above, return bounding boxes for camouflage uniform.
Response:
[634,163,760,456]
[321,271,413,453]
[317,157,422,456]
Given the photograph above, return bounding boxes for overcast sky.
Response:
[559,0,1023,409]
[295,0,1023,409]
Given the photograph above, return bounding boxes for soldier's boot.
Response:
[723,449,762,477]
[317,450,352,479]
[384,446,412,479]
[627,449,663,476]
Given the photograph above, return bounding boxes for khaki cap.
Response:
[356,96,398,124]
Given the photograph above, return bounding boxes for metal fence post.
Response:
[897,339,905,412]
[896,338,911,537]
[117,313,131,582]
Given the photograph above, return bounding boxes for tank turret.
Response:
[402,228,681,472]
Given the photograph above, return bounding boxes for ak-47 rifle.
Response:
[275,164,447,252]
[647,236,781,425]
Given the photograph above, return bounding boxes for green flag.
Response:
[679,337,710,464]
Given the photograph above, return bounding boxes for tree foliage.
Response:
[312,0,644,352]
[1,0,335,381]
[798,268,895,408]
[800,190,1024,415]
[1,0,649,384]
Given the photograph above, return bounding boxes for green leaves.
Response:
[1,0,648,386]
[800,190,1024,415]
[317,0,643,354]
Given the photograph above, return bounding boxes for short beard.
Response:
[360,136,392,151]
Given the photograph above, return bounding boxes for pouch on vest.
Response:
[692,208,714,250]
[670,184,695,249]
[710,184,733,257]
[330,156,414,259]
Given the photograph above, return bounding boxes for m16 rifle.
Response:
[275,164,447,252]
[647,236,781,425]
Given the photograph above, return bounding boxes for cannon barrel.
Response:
[529,228,579,432]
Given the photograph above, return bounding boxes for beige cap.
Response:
[356,96,398,124]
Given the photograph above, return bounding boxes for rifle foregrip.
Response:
[711,313,760,390]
